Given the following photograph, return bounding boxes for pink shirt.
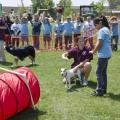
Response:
[83,20,94,38]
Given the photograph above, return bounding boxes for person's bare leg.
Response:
[83,62,92,80]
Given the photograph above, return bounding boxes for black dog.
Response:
[6,45,35,67]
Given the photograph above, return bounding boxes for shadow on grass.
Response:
[87,80,97,89]
[67,83,82,92]
[9,63,40,70]
[108,93,120,101]
[9,108,46,120]
[26,63,40,68]
[0,61,12,66]
[66,80,97,92]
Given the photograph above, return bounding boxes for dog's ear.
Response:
[61,68,66,71]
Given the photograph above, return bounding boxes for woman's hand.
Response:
[89,50,94,54]
[62,52,69,61]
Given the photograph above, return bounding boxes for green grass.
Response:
[0,48,120,120]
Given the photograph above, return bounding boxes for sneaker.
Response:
[91,91,103,97]
[82,79,88,86]
[103,90,107,94]
[80,75,88,86]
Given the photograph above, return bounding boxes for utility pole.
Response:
[21,0,24,8]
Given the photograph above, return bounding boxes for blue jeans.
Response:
[96,58,110,93]
[111,35,119,50]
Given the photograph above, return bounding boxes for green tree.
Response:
[106,0,117,7]
[58,0,72,17]
[31,0,55,18]
[91,0,105,15]
[116,5,120,10]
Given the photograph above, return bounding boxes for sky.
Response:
[0,0,108,7]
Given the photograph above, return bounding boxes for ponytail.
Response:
[94,15,110,29]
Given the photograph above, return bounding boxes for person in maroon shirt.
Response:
[62,36,93,86]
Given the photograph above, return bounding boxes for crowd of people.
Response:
[0,11,96,50]
[0,11,119,51]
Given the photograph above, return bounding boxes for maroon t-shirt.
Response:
[67,46,93,68]
[0,18,5,40]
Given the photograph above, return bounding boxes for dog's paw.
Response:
[65,85,71,90]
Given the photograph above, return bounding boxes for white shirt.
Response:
[11,23,21,36]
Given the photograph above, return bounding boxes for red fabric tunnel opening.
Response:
[0,67,40,120]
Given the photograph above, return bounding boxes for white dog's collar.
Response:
[64,72,67,77]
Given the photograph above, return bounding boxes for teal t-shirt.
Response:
[97,27,112,58]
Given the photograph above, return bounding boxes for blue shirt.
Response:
[42,23,52,35]
[97,27,112,58]
[54,23,63,36]
[74,21,82,34]
[32,21,41,35]
[20,23,29,35]
[63,22,74,36]
[112,22,119,36]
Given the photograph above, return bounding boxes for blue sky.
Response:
[0,0,108,6]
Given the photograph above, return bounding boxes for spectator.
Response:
[73,16,83,47]
[11,16,21,47]
[0,15,6,62]
[4,15,13,46]
[83,16,95,49]
[31,13,41,50]
[54,19,63,50]
[110,16,119,51]
[42,17,52,50]
[63,17,74,50]
[20,16,29,46]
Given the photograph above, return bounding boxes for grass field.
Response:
[0,46,120,120]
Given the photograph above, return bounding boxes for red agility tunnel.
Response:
[0,67,40,120]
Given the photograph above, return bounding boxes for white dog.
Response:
[60,67,82,89]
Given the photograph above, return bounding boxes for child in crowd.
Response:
[83,16,95,49]
[11,16,21,47]
[73,16,83,47]
[42,17,52,50]
[0,15,6,62]
[31,13,41,50]
[4,15,13,46]
[110,16,119,51]
[63,17,74,50]
[54,19,63,50]
[20,16,29,46]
